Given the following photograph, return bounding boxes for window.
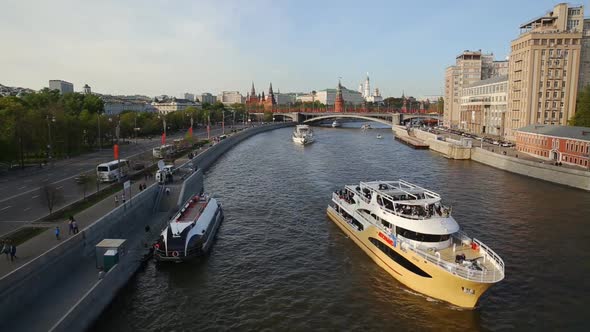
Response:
[368,237,432,278]
[554,81,559,88]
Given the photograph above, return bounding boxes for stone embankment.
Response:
[391,126,590,191]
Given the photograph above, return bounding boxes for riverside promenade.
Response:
[0,123,293,332]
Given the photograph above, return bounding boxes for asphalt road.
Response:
[0,125,240,235]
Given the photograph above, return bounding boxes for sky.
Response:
[0,0,575,99]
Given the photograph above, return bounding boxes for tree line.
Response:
[0,89,247,167]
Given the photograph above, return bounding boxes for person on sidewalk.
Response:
[72,220,79,234]
[2,241,10,261]
[114,195,119,206]
[10,244,16,262]
[68,216,74,235]
[55,226,61,240]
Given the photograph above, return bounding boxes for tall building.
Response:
[334,80,344,113]
[579,18,590,91]
[48,80,73,94]
[443,50,506,128]
[459,75,508,136]
[184,93,195,101]
[200,93,217,104]
[504,3,585,140]
[217,91,244,105]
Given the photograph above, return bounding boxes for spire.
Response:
[402,90,405,99]
[268,82,274,96]
[335,78,344,113]
[261,91,265,101]
[250,82,256,97]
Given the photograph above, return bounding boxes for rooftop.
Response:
[516,124,590,141]
[466,75,508,88]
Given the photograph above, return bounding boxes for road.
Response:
[0,125,240,234]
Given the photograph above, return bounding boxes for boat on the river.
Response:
[292,125,314,145]
[327,180,504,308]
[154,193,223,262]
[332,120,341,128]
[376,134,383,139]
[361,124,372,131]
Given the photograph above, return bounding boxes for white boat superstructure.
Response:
[332,120,341,128]
[292,125,314,145]
[154,193,223,262]
[328,179,504,308]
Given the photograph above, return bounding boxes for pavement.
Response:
[0,125,243,235]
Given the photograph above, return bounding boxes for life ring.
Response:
[172,251,179,257]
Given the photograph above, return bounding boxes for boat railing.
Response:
[386,229,504,283]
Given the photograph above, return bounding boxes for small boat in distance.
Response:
[292,125,314,145]
[361,124,372,131]
[332,120,341,128]
[327,180,504,308]
[376,134,383,139]
[154,193,223,262]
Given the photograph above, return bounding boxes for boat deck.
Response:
[176,197,208,223]
[436,243,497,272]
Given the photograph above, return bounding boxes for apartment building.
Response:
[504,3,585,141]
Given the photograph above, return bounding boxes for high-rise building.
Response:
[504,3,585,141]
[48,80,73,94]
[443,50,509,128]
[578,18,590,91]
[184,93,195,101]
[200,93,217,104]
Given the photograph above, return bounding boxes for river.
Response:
[93,125,590,331]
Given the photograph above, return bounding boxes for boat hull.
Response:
[327,207,493,308]
[292,136,314,145]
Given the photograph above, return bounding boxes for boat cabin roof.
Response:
[174,194,209,223]
[352,180,441,205]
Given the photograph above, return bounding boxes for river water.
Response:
[93,125,590,331]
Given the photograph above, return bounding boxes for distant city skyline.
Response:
[0,0,568,98]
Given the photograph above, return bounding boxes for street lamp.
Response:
[97,113,102,151]
[46,115,56,164]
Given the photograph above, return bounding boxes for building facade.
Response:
[296,85,364,106]
[579,18,590,91]
[217,91,244,105]
[104,102,156,115]
[443,50,506,128]
[200,93,217,104]
[48,80,74,94]
[504,3,585,140]
[151,97,201,115]
[184,93,195,102]
[515,124,590,168]
[83,84,91,95]
[459,75,508,136]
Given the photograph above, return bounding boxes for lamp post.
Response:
[46,115,56,164]
[97,113,102,151]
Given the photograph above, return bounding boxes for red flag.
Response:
[161,132,166,145]
[188,127,193,137]
[113,144,119,160]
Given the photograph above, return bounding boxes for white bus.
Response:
[153,144,176,159]
[97,159,130,182]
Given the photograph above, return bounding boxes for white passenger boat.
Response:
[154,193,223,262]
[292,125,314,145]
[327,180,504,308]
[376,134,383,139]
[332,120,341,128]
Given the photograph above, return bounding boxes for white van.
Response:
[155,165,175,183]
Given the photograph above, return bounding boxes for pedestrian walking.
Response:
[72,221,79,234]
[55,226,61,240]
[68,216,74,235]
[2,241,10,261]
[114,195,119,206]
[122,193,126,204]
[165,187,170,196]
[10,244,16,262]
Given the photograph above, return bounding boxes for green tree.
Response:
[569,85,590,127]
[263,111,273,122]
[437,97,444,115]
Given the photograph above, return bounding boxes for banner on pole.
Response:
[113,144,119,160]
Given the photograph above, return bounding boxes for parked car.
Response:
[492,141,500,145]
[501,142,515,147]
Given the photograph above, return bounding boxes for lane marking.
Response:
[0,206,11,212]
[56,186,63,190]
[18,186,27,190]
[23,207,31,212]
[31,195,39,199]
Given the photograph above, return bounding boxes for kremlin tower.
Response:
[246,82,276,111]
[334,79,344,113]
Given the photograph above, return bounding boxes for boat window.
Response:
[396,226,450,242]
[368,237,432,278]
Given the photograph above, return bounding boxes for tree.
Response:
[39,183,63,214]
[437,97,444,115]
[569,85,590,127]
[263,111,273,122]
[75,174,93,199]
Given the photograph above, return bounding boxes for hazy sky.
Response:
[0,0,568,98]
